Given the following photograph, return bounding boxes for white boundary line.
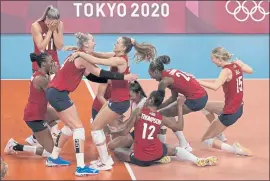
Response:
[1,78,269,81]
[83,79,137,181]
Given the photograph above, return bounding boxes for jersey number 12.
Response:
[142,123,155,140]
[236,76,243,93]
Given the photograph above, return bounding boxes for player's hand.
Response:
[48,20,59,32]
[68,52,80,62]
[124,74,139,82]
[177,94,186,106]
[63,45,78,51]
[50,62,59,74]
[107,125,124,134]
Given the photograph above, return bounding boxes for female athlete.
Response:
[27,5,63,146]
[148,55,208,150]
[45,33,138,176]
[4,53,70,159]
[198,47,253,156]
[109,91,217,167]
[70,37,157,170]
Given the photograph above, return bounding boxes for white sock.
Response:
[51,124,59,134]
[174,131,188,147]
[175,147,198,164]
[97,143,109,163]
[221,143,236,153]
[76,153,85,168]
[23,145,36,153]
[42,149,51,157]
[50,146,62,159]
[157,134,166,143]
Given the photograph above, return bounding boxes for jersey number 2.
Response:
[236,76,243,93]
[142,123,155,140]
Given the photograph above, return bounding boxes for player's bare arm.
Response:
[158,89,178,110]
[92,52,115,59]
[33,76,49,91]
[109,108,141,135]
[198,68,231,91]
[52,21,64,50]
[234,59,253,74]
[31,22,53,52]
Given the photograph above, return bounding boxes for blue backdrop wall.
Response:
[1,34,269,79]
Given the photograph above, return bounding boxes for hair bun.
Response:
[30,53,38,62]
[157,90,165,97]
[75,32,82,39]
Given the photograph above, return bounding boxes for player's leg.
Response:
[201,105,251,156]
[46,88,99,176]
[166,144,217,167]
[108,133,133,151]
[1,157,8,180]
[113,147,133,162]
[45,106,61,140]
[90,100,129,170]
[5,120,53,157]
[201,101,227,142]
[159,103,192,151]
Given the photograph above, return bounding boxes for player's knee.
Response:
[202,108,211,115]
[73,128,85,141]
[202,138,214,147]
[61,126,73,136]
[91,130,106,145]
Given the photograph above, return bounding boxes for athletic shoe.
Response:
[4,138,18,154]
[156,156,171,164]
[75,166,99,176]
[233,142,252,156]
[46,156,71,167]
[196,156,217,167]
[90,156,114,171]
[90,155,114,166]
[25,135,41,147]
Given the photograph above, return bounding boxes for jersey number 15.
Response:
[236,76,243,93]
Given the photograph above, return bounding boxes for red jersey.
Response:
[162,69,206,99]
[24,71,48,121]
[92,84,112,112]
[134,107,163,161]
[109,55,130,102]
[48,55,85,92]
[33,21,59,71]
[222,63,243,114]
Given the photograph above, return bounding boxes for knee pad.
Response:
[202,138,214,147]
[91,130,105,145]
[61,126,73,136]
[202,109,210,115]
[73,128,85,141]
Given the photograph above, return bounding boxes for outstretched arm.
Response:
[198,68,230,91]
[234,59,253,74]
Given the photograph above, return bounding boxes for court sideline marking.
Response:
[83,79,137,181]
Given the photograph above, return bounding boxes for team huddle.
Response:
[3,5,254,178]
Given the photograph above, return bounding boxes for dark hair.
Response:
[121,37,157,63]
[30,52,50,68]
[129,81,147,98]
[149,90,165,107]
[149,55,171,73]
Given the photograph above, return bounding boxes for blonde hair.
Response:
[38,5,60,21]
[75,32,91,49]
[212,47,233,61]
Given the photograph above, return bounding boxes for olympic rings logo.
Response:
[225,1,269,22]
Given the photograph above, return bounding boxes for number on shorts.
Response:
[142,123,155,140]
[236,76,243,93]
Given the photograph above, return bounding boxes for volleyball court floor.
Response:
[1,79,269,180]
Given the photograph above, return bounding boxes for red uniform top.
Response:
[92,84,112,112]
[24,71,48,121]
[134,107,163,161]
[48,54,85,92]
[162,69,206,99]
[222,63,243,114]
[33,21,59,71]
[109,55,130,102]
